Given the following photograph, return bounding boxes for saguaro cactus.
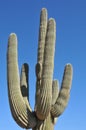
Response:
[7,8,73,130]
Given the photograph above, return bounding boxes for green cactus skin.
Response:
[7,33,37,129]
[7,8,73,130]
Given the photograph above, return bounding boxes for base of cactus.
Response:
[33,113,54,130]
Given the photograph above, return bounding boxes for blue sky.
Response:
[0,0,86,129]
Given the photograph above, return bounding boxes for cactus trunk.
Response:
[7,8,73,130]
[32,113,54,130]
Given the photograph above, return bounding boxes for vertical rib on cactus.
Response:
[7,8,73,130]
[7,33,37,128]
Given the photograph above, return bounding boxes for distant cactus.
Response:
[7,8,73,130]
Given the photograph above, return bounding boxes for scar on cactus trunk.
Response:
[7,8,73,130]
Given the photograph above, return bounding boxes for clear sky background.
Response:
[0,0,86,130]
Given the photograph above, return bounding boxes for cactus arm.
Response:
[20,63,32,111]
[34,62,42,111]
[36,18,56,120]
[51,64,73,117]
[35,62,42,80]
[52,80,59,105]
[35,8,47,114]
[37,8,47,65]
[7,33,37,129]
[51,80,59,124]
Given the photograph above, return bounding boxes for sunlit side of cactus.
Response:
[7,8,73,130]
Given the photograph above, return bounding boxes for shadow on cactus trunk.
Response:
[7,8,73,130]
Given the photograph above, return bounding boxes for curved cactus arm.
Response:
[36,18,56,120]
[51,64,73,117]
[7,33,37,129]
[20,63,32,111]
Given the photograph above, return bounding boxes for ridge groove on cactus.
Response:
[7,8,73,130]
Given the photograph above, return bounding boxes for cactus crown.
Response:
[7,8,73,130]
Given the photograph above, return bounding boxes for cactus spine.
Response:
[7,8,73,130]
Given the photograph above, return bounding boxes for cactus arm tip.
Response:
[9,33,16,36]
